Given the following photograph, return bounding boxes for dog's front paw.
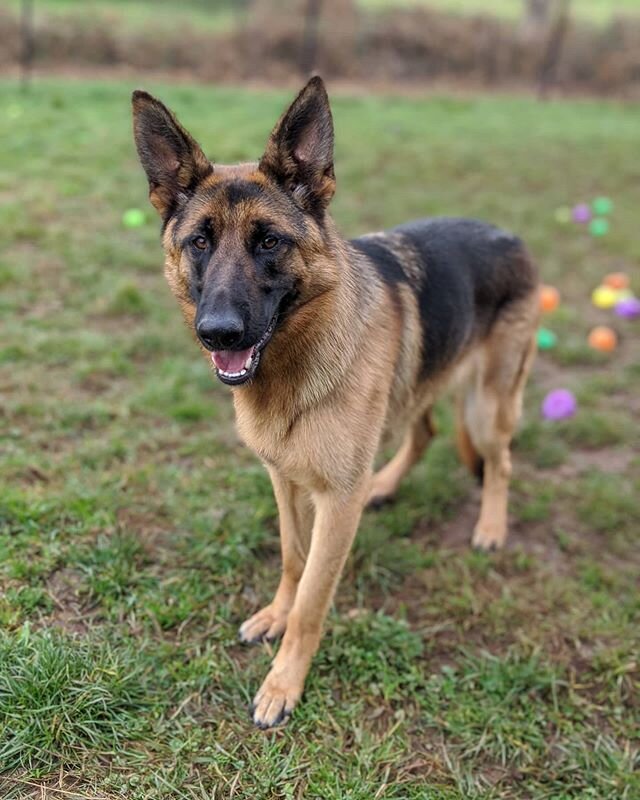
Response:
[251,668,302,729]
[472,521,507,551]
[239,604,288,644]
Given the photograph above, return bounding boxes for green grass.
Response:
[0,626,155,775]
[0,78,639,798]
[5,0,240,32]
[6,0,637,31]
[360,0,640,24]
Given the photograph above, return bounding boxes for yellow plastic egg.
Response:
[591,285,618,309]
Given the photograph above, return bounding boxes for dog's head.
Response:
[132,77,337,386]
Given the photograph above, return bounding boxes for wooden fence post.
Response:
[300,0,324,77]
[20,0,35,91]
[537,0,571,99]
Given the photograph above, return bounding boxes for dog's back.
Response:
[351,217,539,381]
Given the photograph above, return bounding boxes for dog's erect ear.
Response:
[131,90,212,220]
[259,76,335,217]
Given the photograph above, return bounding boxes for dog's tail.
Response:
[455,399,484,484]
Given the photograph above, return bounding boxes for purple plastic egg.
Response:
[614,297,640,319]
[541,389,577,421]
[572,203,591,224]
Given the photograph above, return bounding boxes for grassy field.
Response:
[5,0,239,31]
[362,0,640,24]
[5,0,639,28]
[0,78,639,798]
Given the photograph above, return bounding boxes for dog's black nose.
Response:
[196,311,244,350]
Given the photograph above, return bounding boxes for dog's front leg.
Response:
[239,471,313,644]
[251,475,370,729]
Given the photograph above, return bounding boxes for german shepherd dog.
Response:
[132,77,539,729]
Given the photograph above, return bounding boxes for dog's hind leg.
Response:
[239,473,313,644]
[367,408,435,507]
[469,304,537,551]
[455,391,484,482]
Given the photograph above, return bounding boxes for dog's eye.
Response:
[192,236,208,251]
[261,235,279,251]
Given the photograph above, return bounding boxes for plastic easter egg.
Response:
[540,285,560,313]
[536,328,557,350]
[614,297,640,319]
[603,272,629,290]
[572,204,591,224]
[592,196,613,216]
[613,288,633,303]
[589,218,609,237]
[554,206,571,224]
[588,326,617,352]
[541,389,577,421]
[591,285,618,309]
[122,208,146,228]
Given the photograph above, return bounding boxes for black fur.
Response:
[350,237,407,286]
[352,217,537,379]
[224,180,264,207]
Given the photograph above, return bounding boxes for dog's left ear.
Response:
[260,76,335,218]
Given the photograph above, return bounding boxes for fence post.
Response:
[300,0,324,77]
[537,0,571,99]
[20,0,35,91]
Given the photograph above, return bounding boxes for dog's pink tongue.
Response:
[211,348,253,373]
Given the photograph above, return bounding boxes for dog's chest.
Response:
[235,415,320,489]
[233,393,378,492]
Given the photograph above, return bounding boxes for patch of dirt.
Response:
[432,494,480,551]
[43,567,96,635]
[559,447,635,479]
[115,506,174,551]
[0,773,116,800]
[411,477,569,567]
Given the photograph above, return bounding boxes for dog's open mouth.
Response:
[210,316,277,386]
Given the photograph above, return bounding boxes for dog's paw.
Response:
[472,522,507,552]
[239,605,288,644]
[251,669,302,729]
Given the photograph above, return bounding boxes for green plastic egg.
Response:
[122,208,146,228]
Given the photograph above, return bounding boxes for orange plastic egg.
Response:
[540,285,560,313]
[603,272,629,290]
[588,325,617,353]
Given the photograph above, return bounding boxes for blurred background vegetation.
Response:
[2,0,640,95]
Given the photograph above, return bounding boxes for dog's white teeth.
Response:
[220,368,247,379]
[244,354,253,369]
